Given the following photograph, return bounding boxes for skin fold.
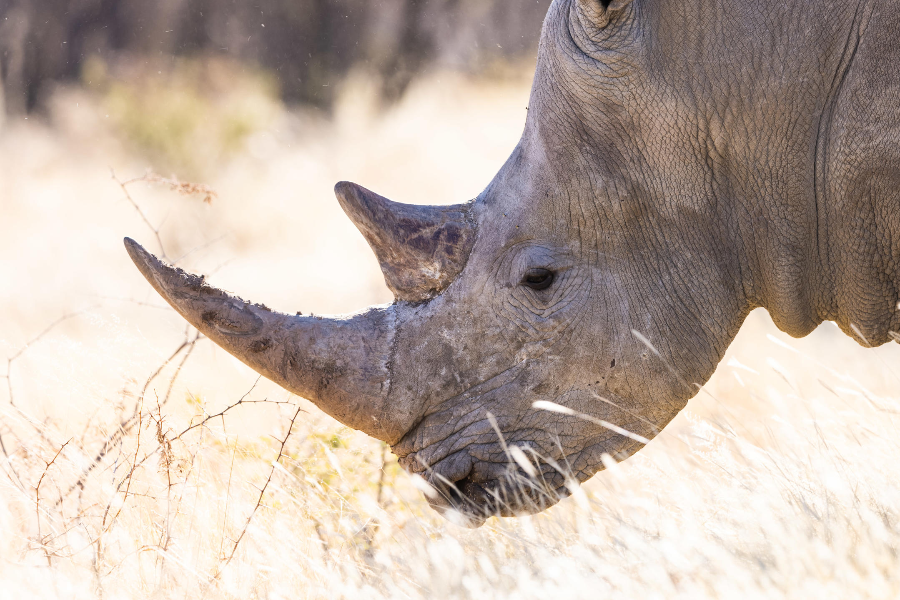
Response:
[126,0,900,526]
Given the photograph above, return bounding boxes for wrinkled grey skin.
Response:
[126,0,900,526]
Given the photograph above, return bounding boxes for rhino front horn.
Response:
[334,182,477,302]
[123,238,415,444]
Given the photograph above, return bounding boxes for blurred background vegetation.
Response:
[0,0,551,114]
[0,0,552,178]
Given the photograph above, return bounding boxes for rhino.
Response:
[125,0,900,526]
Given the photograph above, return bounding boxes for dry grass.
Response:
[1,66,899,599]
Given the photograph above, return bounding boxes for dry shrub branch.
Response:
[0,171,310,594]
[112,169,218,261]
[216,404,305,575]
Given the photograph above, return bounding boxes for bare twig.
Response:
[216,404,304,575]
[133,170,218,205]
[1,310,93,489]
[4,310,93,408]
[35,440,71,566]
[158,425,203,560]
[0,418,24,492]
[0,433,10,467]
[172,232,230,264]
[218,437,238,561]
[112,169,219,261]
[113,169,169,260]
[97,397,145,563]
[0,168,231,585]
[161,333,201,408]
[85,295,171,311]
[148,393,175,586]
[206,257,236,278]
[376,443,389,507]
[65,329,202,499]
[176,377,296,440]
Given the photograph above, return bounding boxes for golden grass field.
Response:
[1,62,899,599]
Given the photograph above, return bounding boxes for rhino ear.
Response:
[574,0,634,28]
[334,182,476,303]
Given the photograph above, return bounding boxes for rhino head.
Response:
[126,0,900,526]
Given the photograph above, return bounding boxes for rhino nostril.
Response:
[443,474,491,514]
[445,477,469,506]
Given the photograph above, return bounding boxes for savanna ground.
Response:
[1,59,899,599]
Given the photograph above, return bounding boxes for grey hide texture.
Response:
[126,0,900,527]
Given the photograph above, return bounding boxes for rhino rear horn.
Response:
[334,182,476,302]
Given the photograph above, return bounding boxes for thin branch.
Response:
[0,433,9,465]
[126,170,218,205]
[85,295,171,311]
[64,330,202,499]
[218,437,238,562]
[4,310,93,407]
[98,397,145,557]
[149,392,176,578]
[0,427,25,492]
[161,334,201,407]
[216,404,304,575]
[35,440,71,566]
[175,377,297,440]
[113,169,168,260]
[172,232,230,265]
[206,258,236,278]
[376,443,389,507]
[112,168,219,261]
[1,310,93,489]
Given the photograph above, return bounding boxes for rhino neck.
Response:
[811,0,900,346]
[710,0,899,345]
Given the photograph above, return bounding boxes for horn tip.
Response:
[123,237,179,297]
[334,181,369,209]
[333,180,355,197]
[123,237,153,271]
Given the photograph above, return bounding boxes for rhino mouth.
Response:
[425,462,569,528]
[407,441,571,528]
[390,360,592,525]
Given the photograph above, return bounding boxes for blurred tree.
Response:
[0,0,552,115]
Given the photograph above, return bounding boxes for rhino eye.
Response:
[522,268,555,291]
